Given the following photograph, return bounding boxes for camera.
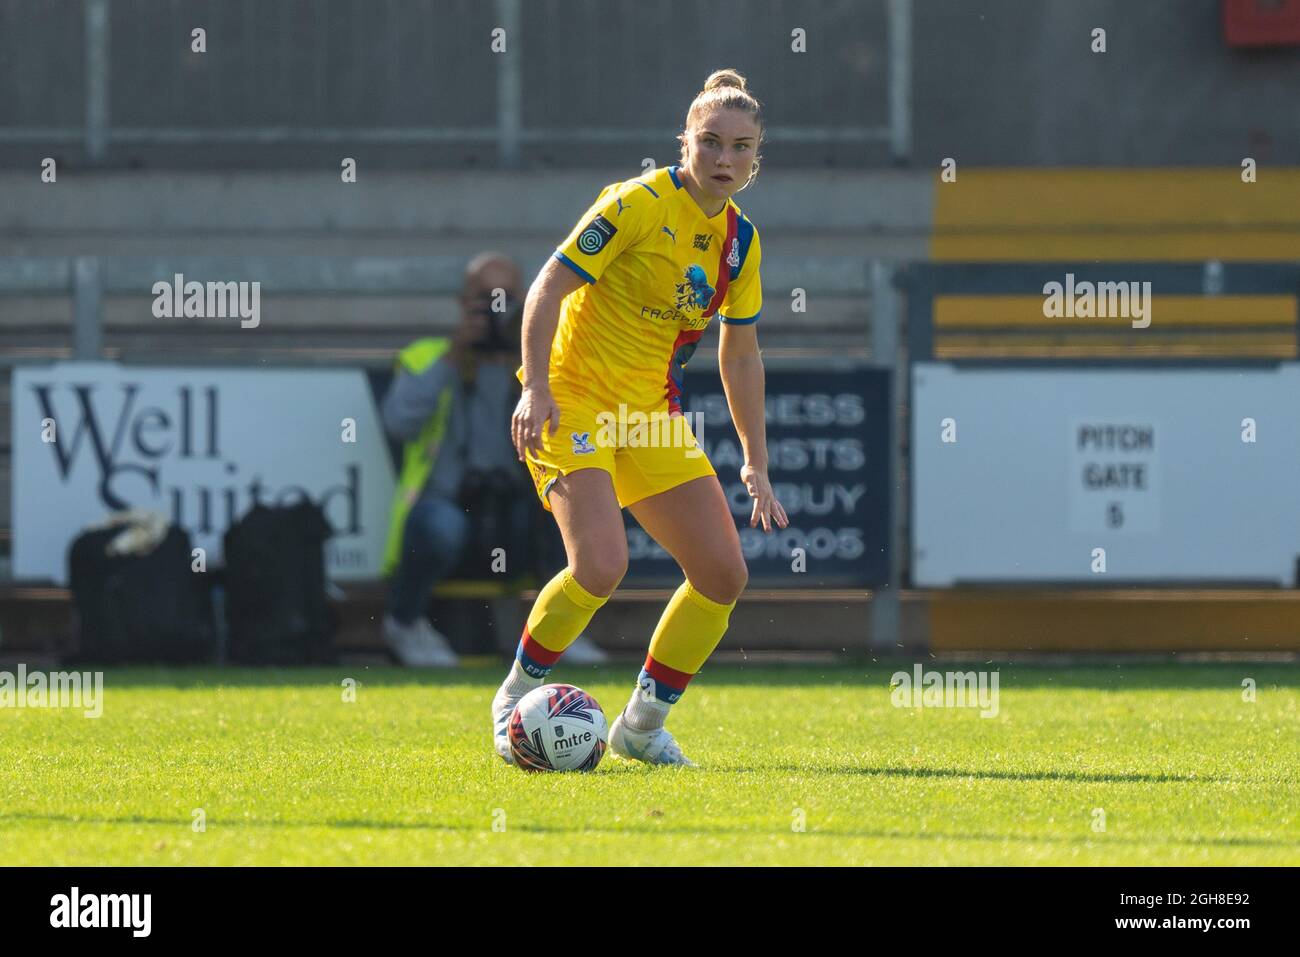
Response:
[466,297,523,354]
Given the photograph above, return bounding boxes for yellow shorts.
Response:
[524,391,716,513]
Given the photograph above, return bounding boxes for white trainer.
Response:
[608,711,696,767]
[562,633,609,665]
[382,615,459,668]
[491,682,523,765]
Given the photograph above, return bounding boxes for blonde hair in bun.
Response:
[703,68,748,92]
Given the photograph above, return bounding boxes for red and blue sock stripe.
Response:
[639,655,693,704]
[516,626,563,679]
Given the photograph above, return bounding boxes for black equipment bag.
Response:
[68,524,214,664]
[222,501,335,665]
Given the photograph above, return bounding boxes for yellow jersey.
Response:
[518,164,762,415]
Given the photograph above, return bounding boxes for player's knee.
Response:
[700,561,747,604]
[723,561,749,602]
[571,546,628,597]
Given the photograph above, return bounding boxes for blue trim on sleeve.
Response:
[731,214,756,281]
[638,181,660,199]
[719,311,760,325]
[554,251,596,285]
[668,166,683,189]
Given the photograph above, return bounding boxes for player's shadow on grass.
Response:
[717,763,1214,784]
[4,811,1296,851]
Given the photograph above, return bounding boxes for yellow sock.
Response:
[515,568,608,678]
[642,582,736,699]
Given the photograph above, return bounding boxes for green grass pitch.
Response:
[1,661,1296,865]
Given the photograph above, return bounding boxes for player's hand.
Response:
[740,463,788,533]
[512,385,561,462]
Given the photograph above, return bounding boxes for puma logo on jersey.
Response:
[661,225,677,243]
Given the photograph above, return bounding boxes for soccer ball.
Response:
[508,684,608,772]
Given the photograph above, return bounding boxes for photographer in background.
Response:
[379,252,607,667]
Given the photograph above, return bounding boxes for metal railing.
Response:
[0,0,913,166]
[0,252,880,360]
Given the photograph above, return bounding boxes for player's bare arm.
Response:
[512,257,585,462]
[719,319,789,533]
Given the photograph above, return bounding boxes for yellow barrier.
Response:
[931,168,1300,261]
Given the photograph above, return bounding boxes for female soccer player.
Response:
[493,69,788,767]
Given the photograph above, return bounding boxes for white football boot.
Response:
[491,681,523,765]
[608,711,697,767]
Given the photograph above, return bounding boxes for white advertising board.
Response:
[12,363,396,583]
[913,363,1300,585]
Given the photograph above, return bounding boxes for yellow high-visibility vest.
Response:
[381,337,455,576]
